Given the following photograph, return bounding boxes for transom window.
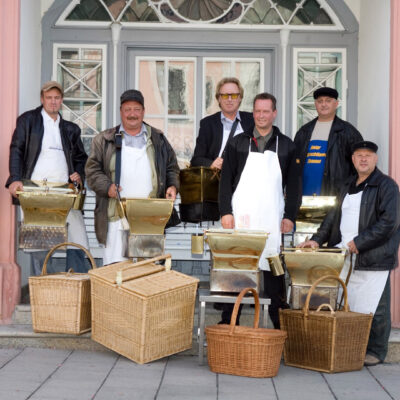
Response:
[57,0,343,29]
[293,48,346,131]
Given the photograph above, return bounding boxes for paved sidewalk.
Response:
[0,348,399,400]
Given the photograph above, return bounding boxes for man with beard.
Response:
[85,89,180,265]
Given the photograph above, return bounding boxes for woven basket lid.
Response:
[122,270,199,297]
[89,260,164,284]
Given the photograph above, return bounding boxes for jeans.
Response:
[367,274,391,362]
[30,249,90,275]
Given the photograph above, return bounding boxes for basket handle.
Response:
[316,303,335,314]
[41,242,97,275]
[229,287,260,334]
[302,274,349,318]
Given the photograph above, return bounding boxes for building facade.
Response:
[1,0,399,326]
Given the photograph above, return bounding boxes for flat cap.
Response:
[120,89,144,106]
[313,87,338,100]
[41,81,63,96]
[351,141,378,154]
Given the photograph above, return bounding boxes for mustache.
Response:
[127,116,139,121]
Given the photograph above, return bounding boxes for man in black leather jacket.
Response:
[300,141,400,366]
[294,87,363,196]
[5,81,88,274]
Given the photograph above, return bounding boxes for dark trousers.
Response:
[219,271,288,328]
[367,274,391,362]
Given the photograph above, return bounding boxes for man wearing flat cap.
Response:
[294,87,363,196]
[300,141,400,366]
[85,89,180,265]
[5,81,89,274]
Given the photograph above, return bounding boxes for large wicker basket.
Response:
[29,242,96,335]
[206,288,287,378]
[89,254,199,364]
[279,275,373,373]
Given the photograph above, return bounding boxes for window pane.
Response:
[144,117,165,133]
[58,49,79,60]
[168,61,195,116]
[204,61,231,114]
[83,49,102,61]
[321,52,342,64]
[66,0,111,21]
[103,0,126,20]
[298,52,319,64]
[138,60,165,115]
[235,62,261,112]
[167,118,195,167]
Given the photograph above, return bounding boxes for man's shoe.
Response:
[364,353,382,366]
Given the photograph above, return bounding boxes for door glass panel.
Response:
[138,60,165,115]
[144,117,164,133]
[167,118,195,166]
[204,59,263,114]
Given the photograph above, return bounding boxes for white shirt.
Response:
[218,111,244,157]
[30,109,69,183]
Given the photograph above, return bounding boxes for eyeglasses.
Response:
[219,93,240,100]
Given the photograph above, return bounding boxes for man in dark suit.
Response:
[191,77,254,169]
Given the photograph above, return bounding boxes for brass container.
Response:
[72,188,86,210]
[191,233,204,254]
[122,198,174,258]
[179,167,219,204]
[17,185,76,250]
[205,229,268,293]
[267,255,285,276]
[282,248,346,309]
[296,195,336,234]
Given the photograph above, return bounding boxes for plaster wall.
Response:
[19,0,42,114]
[357,0,390,172]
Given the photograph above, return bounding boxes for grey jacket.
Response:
[85,123,180,245]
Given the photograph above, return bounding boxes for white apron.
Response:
[232,138,284,270]
[338,192,388,314]
[103,142,153,265]
[30,137,88,249]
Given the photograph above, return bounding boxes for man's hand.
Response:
[166,186,177,201]
[221,214,235,229]
[281,218,294,233]
[347,240,359,254]
[210,157,223,170]
[298,240,320,249]
[69,172,82,186]
[108,183,122,199]
[9,181,23,198]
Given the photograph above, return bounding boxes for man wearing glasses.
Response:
[190,77,254,170]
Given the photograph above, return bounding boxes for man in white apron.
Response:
[219,92,302,327]
[86,90,180,265]
[300,141,400,366]
[6,81,89,274]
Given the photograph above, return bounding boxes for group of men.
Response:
[6,78,400,366]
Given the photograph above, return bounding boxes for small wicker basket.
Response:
[206,287,287,378]
[280,274,373,373]
[29,242,96,335]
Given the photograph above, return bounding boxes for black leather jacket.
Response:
[219,126,302,223]
[294,115,363,196]
[312,168,400,271]
[6,106,87,191]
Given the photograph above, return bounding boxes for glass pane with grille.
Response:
[295,49,345,131]
[66,0,111,21]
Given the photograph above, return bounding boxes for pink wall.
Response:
[0,0,21,323]
[390,0,400,328]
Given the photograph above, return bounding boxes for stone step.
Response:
[3,306,400,363]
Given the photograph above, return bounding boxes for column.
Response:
[390,0,400,328]
[0,0,21,323]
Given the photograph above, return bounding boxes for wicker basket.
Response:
[206,288,287,378]
[89,254,199,364]
[279,274,373,373]
[29,242,96,335]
